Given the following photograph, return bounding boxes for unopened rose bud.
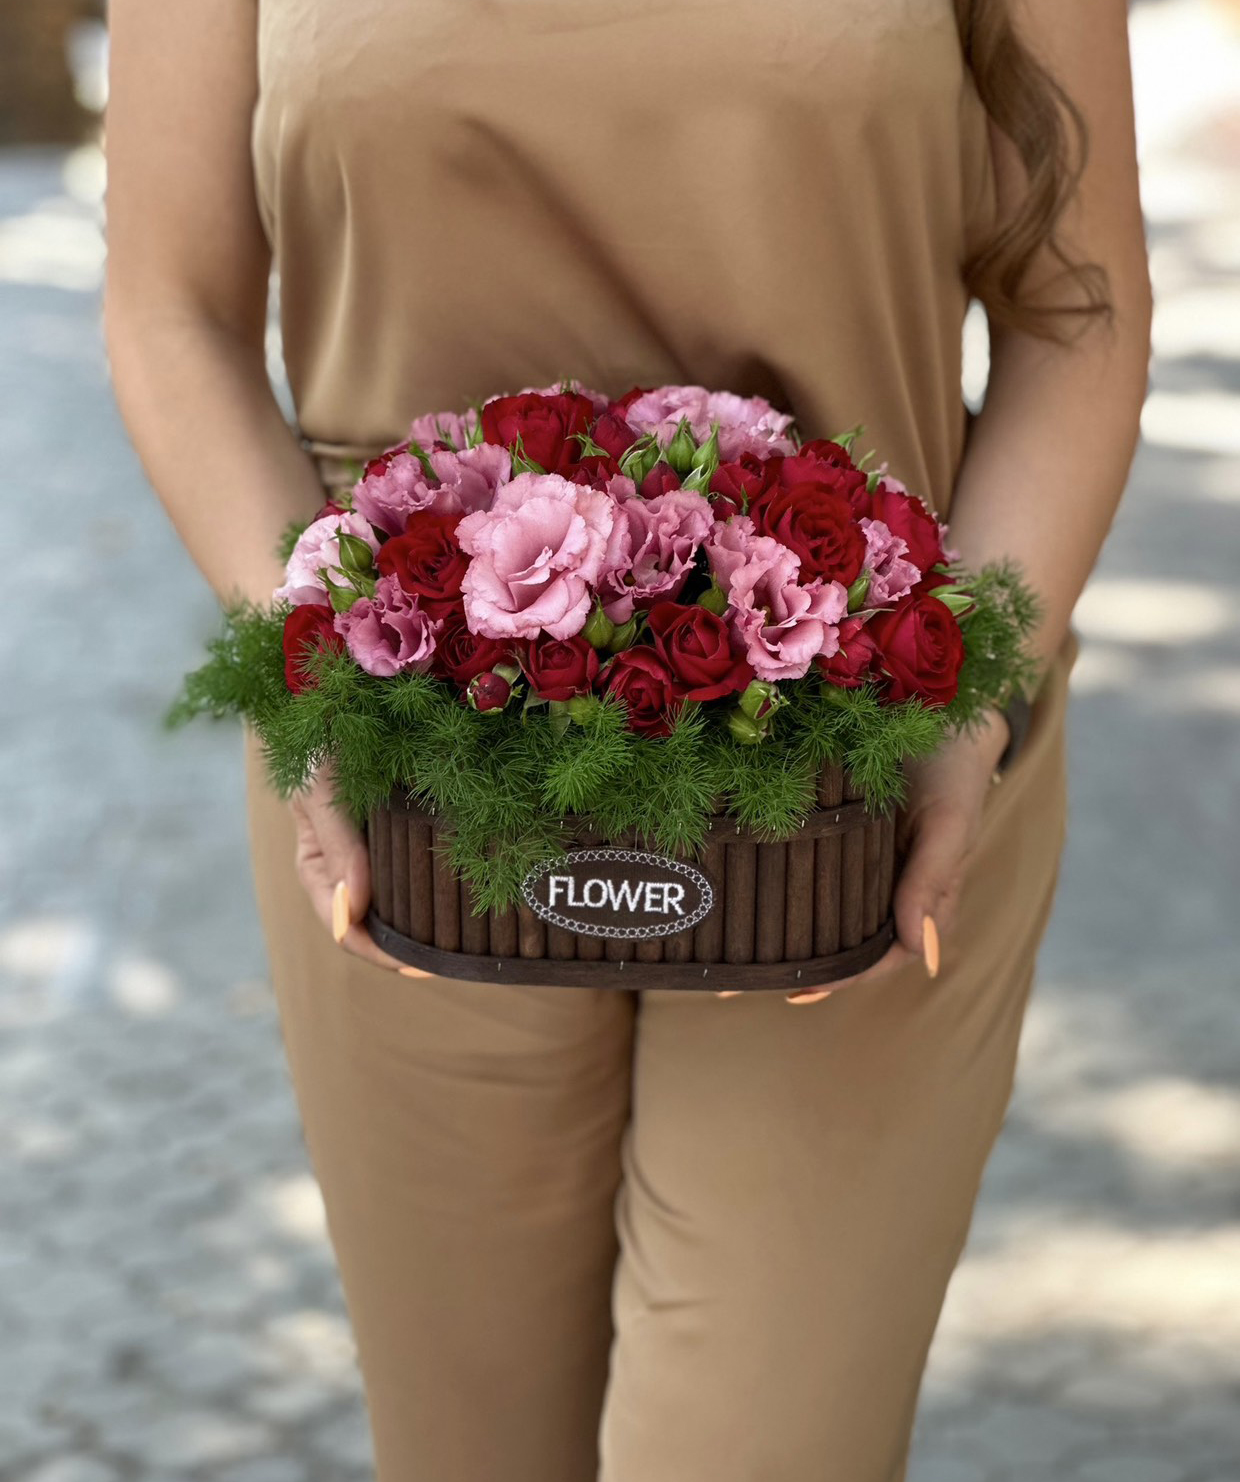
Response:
[846,571,871,612]
[738,679,781,722]
[607,617,639,653]
[689,420,721,477]
[664,416,699,475]
[582,604,616,649]
[336,532,375,575]
[727,710,766,745]
[696,582,728,617]
[468,671,512,712]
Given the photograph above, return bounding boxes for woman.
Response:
[103,1,1150,1477]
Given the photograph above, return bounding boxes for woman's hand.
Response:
[289,765,414,972]
[779,711,1011,1005]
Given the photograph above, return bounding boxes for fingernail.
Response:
[786,989,834,1005]
[715,990,743,999]
[922,913,940,979]
[332,880,350,944]
[398,965,431,979]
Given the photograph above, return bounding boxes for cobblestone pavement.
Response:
[3,5,1239,1479]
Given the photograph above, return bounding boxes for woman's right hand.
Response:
[288,765,418,972]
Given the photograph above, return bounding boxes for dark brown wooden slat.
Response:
[878,811,897,922]
[754,840,786,964]
[785,835,815,960]
[430,831,461,953]
[693,840,725,963]
[460,877,489,955]
[547,924,577,960]
[575,933,605,961]
[408,817,434,944]
[517,900,547,958]
[840,826,866,950]
[489,904,519,957]
[814,832,842,957]
[370,809,393,925]
[390,812,411,937]
[724,840,757,965]
[862,818,882,939]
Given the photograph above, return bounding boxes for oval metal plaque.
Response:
[523,848,715,940]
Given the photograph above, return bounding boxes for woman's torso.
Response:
[252,0,996,516]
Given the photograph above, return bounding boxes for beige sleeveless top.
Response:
[251,0,996,518]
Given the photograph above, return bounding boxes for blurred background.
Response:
[1,3,1238,1480]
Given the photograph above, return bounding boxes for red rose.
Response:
[709,453,779,517]
[816,613,878,689]
[480,391,596,476]
[867,481,947,572]
[434,609,512,688]
[646,602,753,701]
[282,604,344,694]
[867,593,966,706]
[775,449,868,512]
[796,438,857,471]
[609,385,654,414]
[592,409,639,461]
[311,500,345,521]
[750,481,867,585]
[602,647,683,737]
[568,455,623,488]
[522,633,599,702]
[375,511,467,617]
[639,460,682,499]
[467,671,512,713]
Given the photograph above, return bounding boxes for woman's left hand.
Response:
[781,709,1011,1004]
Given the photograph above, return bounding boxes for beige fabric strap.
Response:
[299,436,386,492]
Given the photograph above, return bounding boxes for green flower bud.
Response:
[696,581,728,617]
[582,604,616,649]
[738,679,780,722]
[336,532,375,576]
[846,571,871,613]
[727,710,766,745]
[607,617,639,653]
[663,416,698,476]
[322,571,361,614]
[566,695,601,725]
[619,433,660,485]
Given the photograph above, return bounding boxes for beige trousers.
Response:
[241,628,1077,1482]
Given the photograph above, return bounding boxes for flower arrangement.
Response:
[171,379,1039,910]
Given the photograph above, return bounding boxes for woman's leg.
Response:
[598,635,1076,1482]
[242,728,636,1482]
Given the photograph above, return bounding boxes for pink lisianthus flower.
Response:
[353,443,511,535]
[456,472,615,641]
[597,486,715,623]
[859,517,921,607]
[274,511,381,607]
[408,406,479,452]
[706,518,848,681]
[333,574,440,677]
[622,384,798,462]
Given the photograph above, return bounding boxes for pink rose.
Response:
[456,471,615,641]
[353,443,511,535]
[859,518,921,607]
[622,384,798,462]
[333,574,441,677]
[706,519,848,681]
[597,486,715,623]
[274,511,381,607]
[408,407,479,451]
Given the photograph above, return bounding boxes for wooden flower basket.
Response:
[365,762,899,992]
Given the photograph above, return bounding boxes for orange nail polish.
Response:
[398,965,432,979]
[332,880,350,944]
[922,913,940,979]
[786,989,833,1005]
[715,990,743,999]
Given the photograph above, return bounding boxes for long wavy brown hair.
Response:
[955,0,1112,339]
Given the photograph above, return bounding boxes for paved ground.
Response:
[2,4,1238,1479]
